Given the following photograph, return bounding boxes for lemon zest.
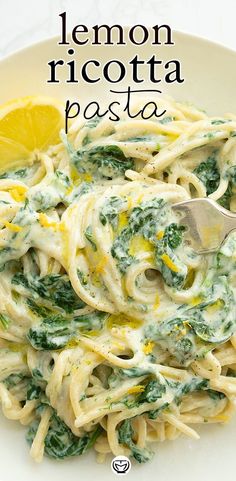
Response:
[0,219,22,232]
[9,186,27,202]
[107,314,142,330]
[156,230,164,240]
[127,385,145,395]
[39,213,65,232]
[153,294,160,310]
[161,253,179,272]
[143,341,155,355]
[118,212,128,231]
[190,296,202,306]
[213,414,229,423]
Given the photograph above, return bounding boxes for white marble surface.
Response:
[0,0,236,58]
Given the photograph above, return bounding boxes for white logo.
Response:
[111,455,131,475]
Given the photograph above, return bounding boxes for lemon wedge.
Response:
[0,96,64,172]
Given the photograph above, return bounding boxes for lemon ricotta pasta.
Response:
[0,95,236,464]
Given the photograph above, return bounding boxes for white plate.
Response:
[0,31,236,481]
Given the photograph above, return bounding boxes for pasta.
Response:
[0,95,236,464]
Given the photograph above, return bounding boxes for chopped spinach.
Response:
[27,412,103,459]
[159,116,175,124]
[27,380,42,400]
[0,313,10,329]
[145,275,236,364]
[163,223,185,249]
[148,402,169,420]
[211,120,227,125]
[84,226,97,251]
[118,419,153,463]
[55,170,70,187]
[12,273,85,313]
[111,198,187,287]
[27,315,73,350]
[111,198,165,273]
[125,135,154,142]
[218,165,236,209]
[3,373,26,389]
[77,269,88,286]
[32,368,44,381]
[121,367,152,378]
[68,142,134,180]
[194,153,220,195]
[99,196,125,228]
[0,168,27,179]
[74,310,108,331]
[27,310,107,350]
[85,116,101,129]
[27,299,53,318]
[174,378,209,405]
[207,389,226,401]
[137,379,166,404]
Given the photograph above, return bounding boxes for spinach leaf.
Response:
[3,373,26,389]
[211,120,227,125]
[118,419,153,463]
[207,389,226,401]
[111,198,165,273]
[0,168,27,179]
[55,170,70,187]
[26,380,42,400]
[174,378,209,405]
[125,135,154,142]
[108,366,152,389]
[111,230,134,274]
[32,368,44,381]
[159,116,175,124]
[45,414,103,459]
[99,196,125,228]
[0,313,10,329]
[27,310,108,350]
[111,198,187,287]
[163,223,185,249]
[137,379,166,404]
[77,269,88,286]
[84,226,97,251]
[27,412,103,459]
[74,310,108,331]
[27,315,73,350]
[121,367,152,378]
[27,299,53,318]
[218,184,232,209]
[85,116,101,129]
[218,166,236,209]
[145,275,236,363]
[70,143,134,179]
[12,273,85,313]
[194,153,220,195]
[148,402,169,420]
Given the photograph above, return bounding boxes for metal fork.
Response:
[172,198,236,254]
